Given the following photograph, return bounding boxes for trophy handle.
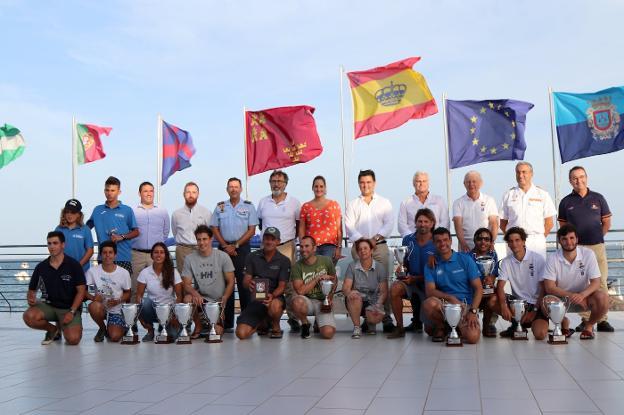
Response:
[562,296,571,315]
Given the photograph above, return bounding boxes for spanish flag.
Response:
[347,57,437,139]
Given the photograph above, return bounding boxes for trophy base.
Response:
[121,334,139,345]
[548,334,567,344]
[482,287,494,296]
[320,305,332,313]
[155,334,172,344]
[446,337,463,347]
[176,336,191,344]
[206,334,222,343]
[512,331,529,340]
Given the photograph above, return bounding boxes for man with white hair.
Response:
[398,171,449,237]
[500,162,556,259]
[452,171,499,252]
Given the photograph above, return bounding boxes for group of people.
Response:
[22,162,614,345]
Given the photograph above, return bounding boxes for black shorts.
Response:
[236,297,285,328]
[344,295,370,318]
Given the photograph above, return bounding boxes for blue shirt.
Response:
[424,251,480,303]
[87,202,138,262]
[470,249,499,280]
[558,189,611,245]
[402,233,435,288]
[210,199,259,242]
[132,204,170,250]
[55,225,94,271]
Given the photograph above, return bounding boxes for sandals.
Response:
[190,331,202,340]
[482,325,497,338]
[563,328,575,338]
[269,329,283,339]
[580,330,595,340]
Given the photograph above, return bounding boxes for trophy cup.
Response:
[252,278,270,301]
[174,303,194,344]
[393,246,409,280]
[36,277,50,304]
[508,299,528,340]
[121,303,141,344]
[442,302,464,347]
[475,256,495,295]
[320,280,334,313]
[543,295,570,345]
[202,301,222,343]
[154,302,173,344]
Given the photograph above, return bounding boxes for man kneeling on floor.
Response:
[236,227,290,339]
[85,240,131,342]
[422,227,482,344]
[23,231,86,345]
[543,224,609,340]
[290,236,337,339]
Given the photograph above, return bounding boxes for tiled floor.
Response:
[1,312,624,414]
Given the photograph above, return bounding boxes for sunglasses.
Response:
[476,236,491,242]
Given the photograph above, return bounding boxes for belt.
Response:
[376,240,387,245]
[279,239,294,246]
[176,243,197,248]
[225,241,249,246]
[132,248,151,253]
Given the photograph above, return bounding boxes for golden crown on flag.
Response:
[589,96,612,108]
[375,81,407,106]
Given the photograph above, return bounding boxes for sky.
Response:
[1,0,624,245]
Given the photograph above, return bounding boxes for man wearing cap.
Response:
[55,199,94,272]
[131,181,170,296]
[236,227,291,340]
[171,181,212,274]
[87,176,139,275]
[210,177,258,331]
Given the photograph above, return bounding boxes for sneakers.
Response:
[287,318,301,333]
[597,321,615,332]
[366,324,377,335]
[405,320,423,333]
[361,321,369,333]
[41,327,60,345]
[301,323,311,339]
[382,316,395,333]
[142,331,155,342]
[93,327,107,343]
[387,327,405,339]
[352,326,362,339]
[313,320,320,334]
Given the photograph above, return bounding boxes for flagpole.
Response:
[71,116,77,198]
[441,93,452,225]
[243,105,249,200]
[156,114,163,205]
[547,87,561,210]
[339,65,349,222]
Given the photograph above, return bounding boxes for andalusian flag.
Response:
[75,123,112,164]
[347,57,438,139]
[0,124,26,169]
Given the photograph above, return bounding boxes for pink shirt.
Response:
[300,200,342,246]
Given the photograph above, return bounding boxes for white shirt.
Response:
[498,249,545,304]
[137,266,182,305]
[86,265,131,314]
[345,194,394,242]
[257,194,301,242]
[452,192,498,244]
[398,193,449,236]
[500,184,556,235]
[543,246,600,293]
[171,204,212,245]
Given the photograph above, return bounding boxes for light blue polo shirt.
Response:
[210,199,259,242]
[55,225,94,271]
[87,201,138,262]
[424,251,480,303]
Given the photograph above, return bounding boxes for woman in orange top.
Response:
[298,176,343,263]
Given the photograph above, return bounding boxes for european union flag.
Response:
[162,120,196,185]
[553,86,624,163]
[446,99,533,169]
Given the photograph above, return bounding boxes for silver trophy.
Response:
[509,299,528,340]
[475,255,495,295]
[442,302,464,347]
[202,301,222,343]
[174,303,194,344]
[154,302,173,344]
[121,303,141,344]
[543,295,570,344]
[320,280,334,313]
[393,246,409,279]
[36,277,49,304]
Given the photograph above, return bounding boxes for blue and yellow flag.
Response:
[553,87,624,163]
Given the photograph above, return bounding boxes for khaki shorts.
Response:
[35,303,82,327]
[297,296,336,328]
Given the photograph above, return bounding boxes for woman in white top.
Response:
[136,242,183,341]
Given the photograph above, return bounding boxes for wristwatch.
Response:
[69,309,76,315]
[469,308,478,315]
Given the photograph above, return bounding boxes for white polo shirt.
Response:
[498,249,545,304]
[345,193,394,242]
[542,246,600,293]
[398,193,449,236]
[257,194,301,242]
[137,265,182,305]
[452,192,498,244]
[500,184,556,235]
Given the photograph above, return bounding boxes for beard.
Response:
[271,189,283,197]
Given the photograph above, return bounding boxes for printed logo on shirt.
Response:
[529,263,534,277]
[451,269,463,274]
[199,270,214,281]
[72,234,84,239]
[591,203,599,210]
[270,265,280,270]
[61,274,72,282]
[114,213,125,219]
[579,261,585,276]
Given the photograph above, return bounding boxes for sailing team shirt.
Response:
[498,249,545,304]
[542,246,600,293]
[87,202,138,262]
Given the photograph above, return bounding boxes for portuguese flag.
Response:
[75,123,112,164]
[0,124,26,169]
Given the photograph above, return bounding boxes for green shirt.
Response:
[290,255,336,301]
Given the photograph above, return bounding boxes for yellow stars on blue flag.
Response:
[470,115,478,123]
[480,107,487,114]
[472,137,479,145]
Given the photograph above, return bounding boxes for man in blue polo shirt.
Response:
[422,227,483,344]
[87,176,139,275]
[558,166,613,332]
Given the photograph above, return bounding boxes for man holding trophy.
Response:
[290,236,337,339]
[495,227,549,340]
[422,228,483,344]
[85,241,132,342]
[469,228,500,338]
[236,227,291,340]
[181,225,235,340]
[24,231,87,345]
[543,224,609,340]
